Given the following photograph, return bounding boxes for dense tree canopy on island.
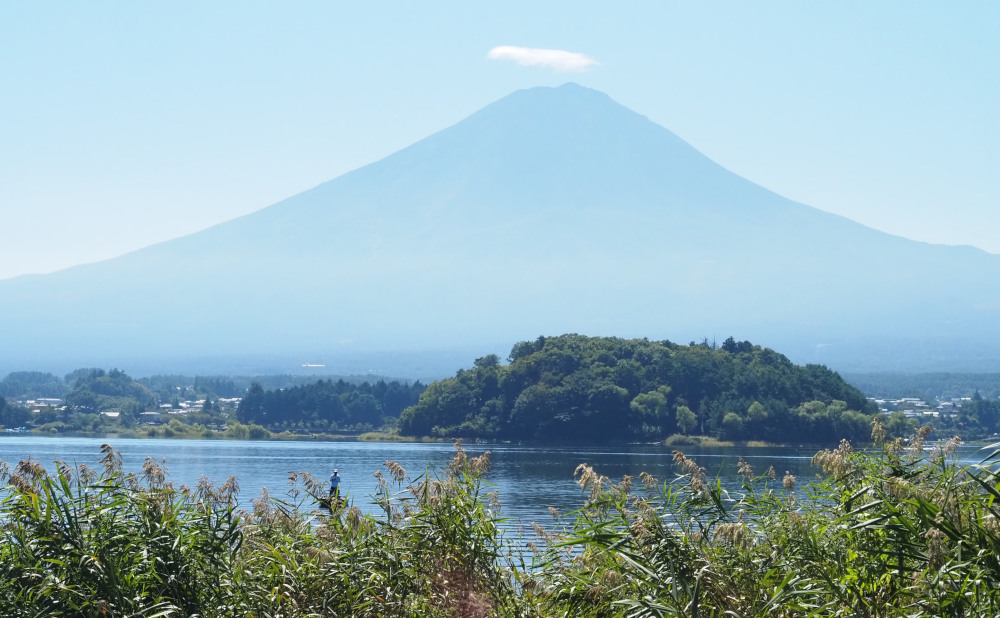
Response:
[399,335,877,444]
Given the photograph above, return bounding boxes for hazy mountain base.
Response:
[2,437,998,617]
[0,349,473,385]
[842,371,1000,400]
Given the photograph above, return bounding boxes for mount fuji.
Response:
[2,83,997,375]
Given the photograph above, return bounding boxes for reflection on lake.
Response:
[0,436,986,526]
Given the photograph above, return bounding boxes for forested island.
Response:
[400,334,877,444]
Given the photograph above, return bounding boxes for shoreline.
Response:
[2,428,919,450]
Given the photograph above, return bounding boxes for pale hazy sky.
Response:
[2,2,998,280]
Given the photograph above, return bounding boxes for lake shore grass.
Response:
[22,424,853,448]
[663,433,783,448]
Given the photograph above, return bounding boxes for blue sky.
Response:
[2,2,998,279]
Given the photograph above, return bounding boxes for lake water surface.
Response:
[0,436,987,527]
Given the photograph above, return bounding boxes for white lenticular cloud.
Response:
[487,46,599,72]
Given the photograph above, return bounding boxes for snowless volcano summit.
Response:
[2,83,998,374]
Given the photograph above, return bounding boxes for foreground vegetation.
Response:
[5,427,1000,616]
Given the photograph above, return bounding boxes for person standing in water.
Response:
[329,469,341,499]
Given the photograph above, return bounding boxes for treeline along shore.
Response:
[2,435,1000,616]
[4,334,1000,444]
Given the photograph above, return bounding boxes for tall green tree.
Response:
[676,405,698,435]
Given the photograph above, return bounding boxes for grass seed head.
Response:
[672,451,707,494]
[871,416,887,445]
[907,425,934,463]
[737,458,753,480]
[385,460,407,484]
[76,463,96,484]
[219,475,239,504]
[714,522,749,549]
[252,486,273,517]
[944,435,963,457]
[925,527,947,570]
[812,440,854,477]
[99,443,122,476]
[141,457,167,488]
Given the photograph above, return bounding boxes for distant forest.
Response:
[236,379,425,432]
[0,370,411,402]
[841,372,1000,400]
[0,369,423,435]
